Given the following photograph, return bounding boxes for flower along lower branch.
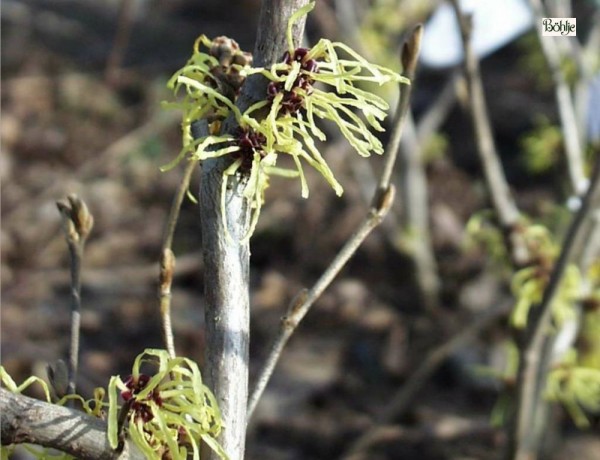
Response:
[1,349,225,460]
[107,349,226,460]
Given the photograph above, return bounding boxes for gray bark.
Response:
[198,2,309,459]
[0,387,144,460]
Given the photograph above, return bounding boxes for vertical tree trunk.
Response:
[200,158,251,459]
[198,2,309,458]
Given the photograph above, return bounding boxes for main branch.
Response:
[198,2,309,459]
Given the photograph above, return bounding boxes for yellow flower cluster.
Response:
[165,2,408,240]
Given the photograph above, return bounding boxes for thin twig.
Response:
[452,6,518,225]
[380,25,423,190]
[105,0,136,85]
[577,208,600,271]
[159,249,177,359]
[379,23,442,312]
[163,159,197,251]
[116,399,134,453]
[569,11,599,142]
[247,187,396,420]
[158,150,198,359]
[416,70,459,146]
[449,1,526,266]
[510,153,600,460]
[399,110,440,313]
[247,25,423,421]
[392,65,460,314]
[56,195,94,400]
[343,299,511,458]
[527,0,587,196]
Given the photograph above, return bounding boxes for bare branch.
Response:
[56,194,94,399]
[163,159,197,252]
[527,0,587,196]
[379,25,423,190]
[379,25,441,312]
[416,71,460,145]
[0,388,144,460]
[105,0,135,85]
[247,186,396,420]
[158,142,198,359]
[449,1,527,266]
[399,111,441,313]
[159,248,176,359]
